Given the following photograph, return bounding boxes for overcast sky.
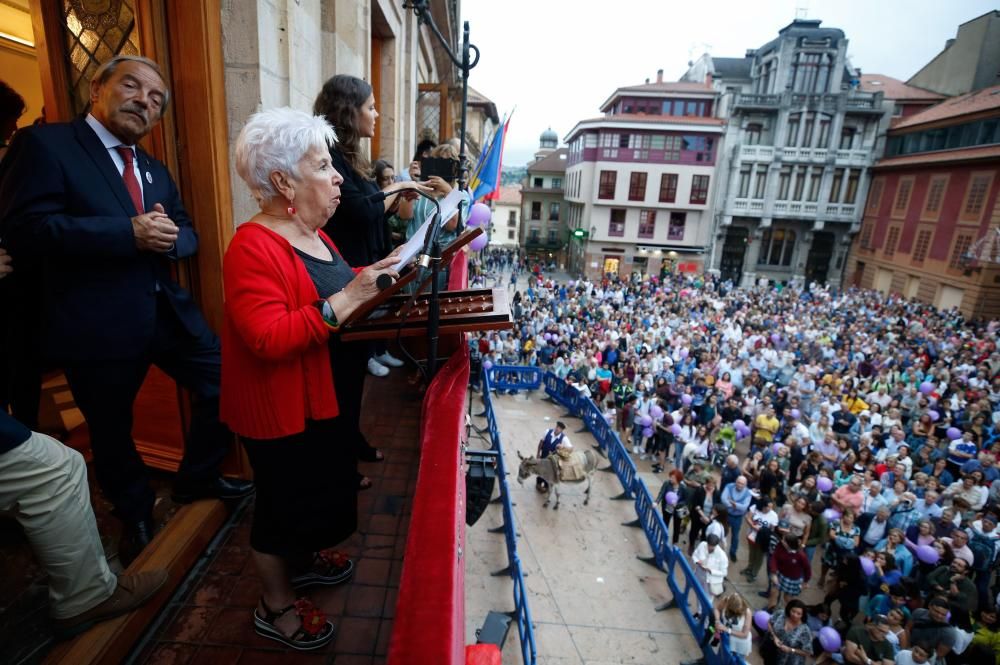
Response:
[460,0,997,166]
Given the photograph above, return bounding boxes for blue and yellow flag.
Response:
[469,114,510,201]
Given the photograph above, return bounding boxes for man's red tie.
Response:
[115,146,144,214]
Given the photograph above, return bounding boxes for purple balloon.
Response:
[543,332,552,341]
[860,557,876,576]
[919,382,934,395]
[790,409,801,419]
[650,405,664,419]
[641,415,653,427]
[770,333,780,343]
[665,491,679,505]
[734,419,746,429]
[670,424,682,436]
[946,427,962,441]
[916,544,940,564]
[681,394,693,406]
[823,508,841,522]
[468,231,488,252]
[679,348,689,359]
[482,359,493,371]
[467,202,492,227]
[642,427,654,438]
[817,476,833,492]
[753,609,771,631]
[772,442,783,454]
[818,627,842,652]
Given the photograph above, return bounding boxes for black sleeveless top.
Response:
[294,239,355,300]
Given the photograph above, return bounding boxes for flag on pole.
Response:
[469,113,510,201]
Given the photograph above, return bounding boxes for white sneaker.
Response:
[632,446,640,454]
[374,351,404,368]
[367,358,389,377]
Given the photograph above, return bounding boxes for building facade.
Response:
[684,19,888,287]
[907,10,1000,97]
[563,76,722,279]
[491,185,522,247]
[521,129,568,265]
[846,85,1000,320]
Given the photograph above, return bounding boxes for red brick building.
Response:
[847,85,1000,319]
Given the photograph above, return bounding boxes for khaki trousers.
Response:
[0,431,116,618]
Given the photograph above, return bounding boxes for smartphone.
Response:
[420,157,458,182]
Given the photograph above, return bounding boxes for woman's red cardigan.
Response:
[220,222,357,440]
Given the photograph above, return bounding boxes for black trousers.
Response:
[329,337,371,455]
[64,295,229,524]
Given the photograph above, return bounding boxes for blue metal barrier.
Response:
[488,365,543,392]
[480,369,538,664]
[665,545,744,665]
[536,371,747,665]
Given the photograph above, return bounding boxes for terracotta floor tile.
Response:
[374,619,392,656]
[345,585,386,618]
[332,655,373,665]
[205,606,258,646]
[361,534,395,559]
[332,616,380,654]
[366,514,399,536]
[189,644,242,665]
[377,477,407,496]
[353,559,391,586]
[237,647,327,664]
[208,544,251,576]
[309,583,349,618]
[382,463,411,480]
[163,605,221,642]
[190,572,238,607]
[143,641,198,665]
[383,589,398,619]
[226,575,263,609]
[388,560,404,586]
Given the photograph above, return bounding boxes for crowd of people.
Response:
[484,268,1000,664]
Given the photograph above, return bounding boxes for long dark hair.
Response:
[314,74,373,180]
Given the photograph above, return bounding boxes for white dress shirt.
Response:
[85,113,145,209]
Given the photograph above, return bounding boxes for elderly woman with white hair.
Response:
[220,107,398,650]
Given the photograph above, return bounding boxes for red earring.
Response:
[287,204,296,216]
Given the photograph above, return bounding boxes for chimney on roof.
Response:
[645,77,650,84]
[656,69,664,83]
[945,38,955,49]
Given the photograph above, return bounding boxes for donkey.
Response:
[516,449,599,509]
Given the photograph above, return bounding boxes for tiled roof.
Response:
[859,74,944,101]
[576,114,725,126]
[891,84,1000,130]
[875,144,1000,169]
[712,57,752,79]
[527,148,568,173]
[615,81,715,93]
[495,185,522,205]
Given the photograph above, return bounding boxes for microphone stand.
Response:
[372,186,462,379]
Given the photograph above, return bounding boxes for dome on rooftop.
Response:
[539,127,558,148]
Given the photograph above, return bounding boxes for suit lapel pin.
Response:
[146,171,153,184]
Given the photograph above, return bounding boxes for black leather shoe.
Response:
[119,518,156,566]
[172,476,255,504]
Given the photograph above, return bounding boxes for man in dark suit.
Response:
[0,55,252,551]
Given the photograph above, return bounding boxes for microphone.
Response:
[376,273,394,291]
[366,190,389,202]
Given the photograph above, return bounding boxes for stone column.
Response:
[742,222,764,287]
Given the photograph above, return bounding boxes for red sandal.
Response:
[290,548,355,589]
[253,597,334,650]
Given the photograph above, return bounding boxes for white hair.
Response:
[235,107,337,203]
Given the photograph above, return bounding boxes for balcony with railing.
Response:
[731,197,765,214]
[732,92,782,110]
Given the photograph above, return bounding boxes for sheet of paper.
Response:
[390,189,466,271]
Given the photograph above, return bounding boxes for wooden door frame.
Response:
[27,0,243,475]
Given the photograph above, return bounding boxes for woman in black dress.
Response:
[313,76,428,486]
